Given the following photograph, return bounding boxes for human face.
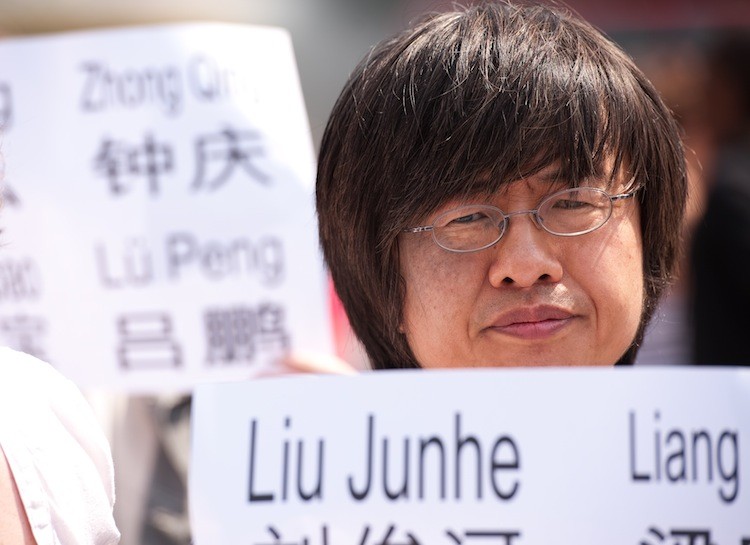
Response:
[398,166,644,368]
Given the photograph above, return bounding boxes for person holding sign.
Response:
[315,2,686,369]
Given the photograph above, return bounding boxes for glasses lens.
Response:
[537,188,612,235]
[433,205,504,251]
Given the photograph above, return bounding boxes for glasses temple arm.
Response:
[402,226,434,233]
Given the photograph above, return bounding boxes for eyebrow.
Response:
[517,168,577,188]
[531,168,621,190]
[533,169,568,184]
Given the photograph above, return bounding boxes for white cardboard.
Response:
[190,367,750,545]
[0,24,332,391]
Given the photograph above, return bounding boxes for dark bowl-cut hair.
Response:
[316,2,687,369]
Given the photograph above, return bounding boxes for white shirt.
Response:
[0,348,120,544]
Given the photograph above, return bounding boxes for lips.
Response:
[487,305,576,340]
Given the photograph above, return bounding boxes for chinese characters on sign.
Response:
[95,134,174,196]
[93,126,268,198]
[250,526,522,545]
[114,303,291,371]
[0,315,47,360]
[0,81,13,129]
[192,127,268,191]
[204,303,289,365]
[638,526,750,545]
[117,312,181,370]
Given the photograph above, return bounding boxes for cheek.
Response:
[402,248,470,324]
[399,239,484,362]
[587,208,644,353]
[617,207,645,306]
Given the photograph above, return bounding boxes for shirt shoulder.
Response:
[0,348,120,545]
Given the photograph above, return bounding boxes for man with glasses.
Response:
[315,2,686,369]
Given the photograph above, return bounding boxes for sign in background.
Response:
[190,368,750,545]
[0,24,332,391]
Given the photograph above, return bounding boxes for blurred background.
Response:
[0,0,744,150]
[0,0,748,543]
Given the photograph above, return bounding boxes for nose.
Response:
[487,213,564,288]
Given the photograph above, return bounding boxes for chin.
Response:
[418,344,622,368]
[476,349,614,368]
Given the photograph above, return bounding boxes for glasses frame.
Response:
[402,186,639,253]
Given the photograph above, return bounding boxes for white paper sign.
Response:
[0,24,332,391]
[190,368,750,545]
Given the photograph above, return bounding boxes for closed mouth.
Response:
[487,306,576,340]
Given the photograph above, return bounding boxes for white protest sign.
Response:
[0,24,332,391]
[190,367,750,545]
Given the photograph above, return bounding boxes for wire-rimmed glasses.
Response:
[402,186,638,253]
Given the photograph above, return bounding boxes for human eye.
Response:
[435,206,497,230]
[546,189,604,211]
[550,197,592,210]
[448,211,490,225]
[434,206,499,251]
